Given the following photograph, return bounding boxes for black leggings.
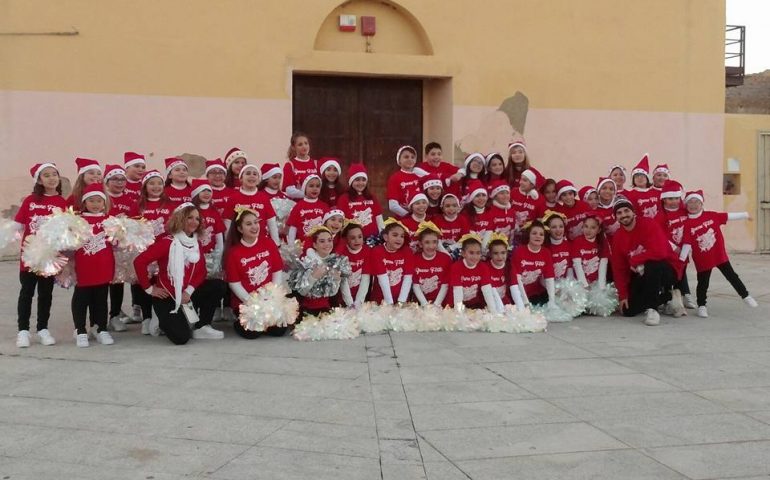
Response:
[622,260,676,317]
[696,261,749,306]
[528,293,550,307]
[109,283,124,318]
[151,280,225,345]
[17,271,54,332]
[72,284,109,334]
[131,283,153,320]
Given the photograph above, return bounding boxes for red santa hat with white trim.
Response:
[596,176,616,192]
[555,179,578,199]
[684,189,704,203]
[347,163,368,185]
[631,154,651,181]
[190,178,212,198]
[300,174,321,193]
[238,163,261,179]
[103,164,126,182]
[164,157,186,176]
[407,191,428,208]
[141,169,163,185]
[421,173,443,191]
[653,163,670,175]
[660,180,684,200]
[205,158,227,175]
[579,185,597,203]
[521,166,544,190]
[259,162,282,179]
[224,147,247,167]
[464,152,485,170]
[123,152,146,168]
[508,139,527,152]
[395,145,417,165]
[441,193,460,206]
[322,209,345,223]
[81,182,107,201]
[75,158,101,176]
[318,157,341,175]
[29,163,58,181]
[484,152,504,166]
[488,180,510,198]
[464,179,488,204]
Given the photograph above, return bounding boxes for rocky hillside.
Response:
[726,70,770,114]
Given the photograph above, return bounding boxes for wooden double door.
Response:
[292,75,423,208]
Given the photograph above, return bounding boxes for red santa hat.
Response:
[318,157,341,175]
[684,189,704,204]
[123,152,146,168]
[164,157,186,176]
[347,163,368,185]
[205,158,227,175]
[508,139,527,152]
[141,169,163,185]
[238,164,260,179]
[300,174,321,193]
[660,180,684,200]
[421,173,443,191]
[190,178,212,198]
[464,152,485,170]
[75,158,101,176]
[596,176,616,192]
[103,164,126,181]
[485,152,504,166]
[259,162,282,179]
[441,193,460,206]
[631,154,651,181]
[29,163,58,181]
[521,166,544,190]
[653,164,670,175]
[395,145,417,165]
[466,179,488,201]
[555,179,578,198]
[488,180,510,198]
[408,192,429,208]
[608,164,626,176]
[225,147,247,166]
[322,209,345,223]
[81,183,106,201]
[579,185,597,203]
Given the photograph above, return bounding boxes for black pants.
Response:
[528,293,550,307]
[17,271,54,332]
[675,271,691,296]
[72,284,109,334]
[696,261,749,306]
[131,283,153,320]
[622,260,676,317]
[109,283,124,318]
[151,280,225,345]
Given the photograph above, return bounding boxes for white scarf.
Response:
[167,231,200,312]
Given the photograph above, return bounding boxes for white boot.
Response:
[644,308,660,326]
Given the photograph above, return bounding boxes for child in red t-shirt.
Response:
[411,222,451,306]
[163,157,193,207]
[205,159,235,217]
[370,219,414,304]
[337,163,384,239]
[679,190,757,317]
[486,233,511,309]
[554,180,590,241]
[386,145,424,218]
[318,157,344,207]
[282,133,319,199]
[571,212,609,289]
[401,193,431,253]
[433,193,470,253]
[336,221,372,307]
[123,152,146,202]
[103,164,134,331]
[510,220,555,309]
[422,174,444,217]
[286,174,329,245]
[449,234,499,312]
[543,211,572,281]
[462,180,493,234]
[487,181,516,244]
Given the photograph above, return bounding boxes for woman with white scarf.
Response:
[133,203,225,344]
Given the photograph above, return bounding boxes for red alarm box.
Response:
[361,16,376,36]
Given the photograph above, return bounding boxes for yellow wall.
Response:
[723,114,770,252]
[1,0,725,112]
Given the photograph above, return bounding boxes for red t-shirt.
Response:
[660,207,688,246]
[336,193,383,238]
[466,208,495,233]
[450,260,492,306]
[335,243,373,300]
[259,187,287,200]
[211,185,235,218]
[571,236,608,284]
[224,238,283,310]
[489,204,516,241]
[386,170,422,216]
[548,238,573,280]
[412,251,452,304]
[682,211,729,272]
[131,199,173,237]
[597,205,620,239]
[282,157,318,193]
[432,214,470,244]
[401,214,430,252]
[369,245,415,303]
[198,205,226,255]
[418,161,461,197]
[14,194,68,271]
[510,245,555,298]
[286,199,328,242]
[223,189,277,239]
[510,189,546,231]
[107,192,135,217]
[487,260,511,305]
[75,213,115,286]
[625,188,660,220]
[164,184,193,207]
[124,180,142,202]
[554,200,591,240]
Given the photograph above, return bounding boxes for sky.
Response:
[726,0,770,73]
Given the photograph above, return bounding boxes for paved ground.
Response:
[1,254,770,480]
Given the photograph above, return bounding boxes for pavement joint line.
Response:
[415,433,473,479]
[364,335,387,479]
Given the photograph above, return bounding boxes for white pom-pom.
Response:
[204,252,223,280]
[54,255,77,288]
[357,303,391,333]
[280,240,302,270]
[238,283,299,332]
[416,304,445,332]
[587,283,619,317]
[554,278,589,318]
[0,219,22,250]
[533,302,573,323]
[35,208,91,251]
[271,198,296,231]
[292,308,360,341]
[103,216,156,253]
[22,235,68,277]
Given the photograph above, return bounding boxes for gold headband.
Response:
[458,232,483,245]
[522,220,549,232]
[540,209,566,224]
[486,231,509,248]
[382,217,410,235]
[234,206,259,221]
[414,221,442,237]
[306,225,332,238]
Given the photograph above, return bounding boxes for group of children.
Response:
[12,132,758,347]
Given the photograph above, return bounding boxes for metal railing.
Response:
[726,25,745,87]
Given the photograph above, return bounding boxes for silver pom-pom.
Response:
[113,248,138,284]
[35,208,92,251]
[238,283,299,332]
[280,240,302,271]
[554,278,589,318]
[54,255,77,288]
[271,198,296,232]
[103,216,156,253]
[22,235,68,277]
[0,218,22,250]
[292,308,360,341]
[483,305,547,333]
[532,302,573,323]
[586,283,619,317]
[205,252,223,280]
[357,302,391,333]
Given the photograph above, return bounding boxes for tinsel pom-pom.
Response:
[103,216,156,253]
[292,308,360,341]
[238,283,299,332]
[365,233,384,248]
[388,303,422,332]
[357,303,392,333]
[586,283,619,317]
[532,302,573,323]
[442,242,462,261]
[113,248,138,284]
[280,240,303,271]
[554,278,589,318]
[271,198,296,231]
[35,208,91,251]
[54,255,77,288]
[0,219,22,250]
[204,252,223,280]
[483,305,547,333]
[22,235,68,277]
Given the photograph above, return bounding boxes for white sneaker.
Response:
[149,315,160,337]
[37,329,56,346]
[684,294,697,309]
[697,306,708,318]
[744,296,759,308]
[130,305,143,323]
[644,308,660,326]
[96,331,114,345]
[76,333,89,348]
[109,316,127,332]
[16,330,31,348]
[141,318,151,335]
[193,325,224,339]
